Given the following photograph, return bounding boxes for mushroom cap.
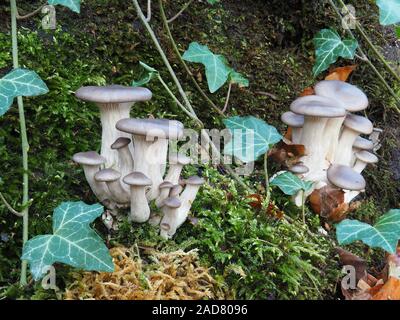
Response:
[353,136,374,150]
[355,151,378,164]
[123,172,152,186]
[185,176,205,186]
[327,165,366,191]
[163,197,182,208]
[169,153,192,165]
[94,169,121,182]
[314,80,368,112]
[290,164,309,174]
[343,114,373,135]
[116,118,184,140]
[75,85,152,104]
[281,111,304,128]
[72,151,106,166]
[290,95,346,118]
[111,137,131,150]
[159,181,174,189]
[170,185,183,197]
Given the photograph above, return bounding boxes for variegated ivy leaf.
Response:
[376,0,400,26]
[22,201,114,280]
[336,209,400,254]
[48,0,80,13]
[132,62,158,87]
[182,42,248,93]
[223,116,282,163]
[313,29,358,76]
[0,68,48,117]
[270,171,313,196]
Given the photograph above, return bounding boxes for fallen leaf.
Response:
[325,65,357,81]
[336,247,368,282]
[300,87,314,96]
[269,140,306,167]
[372,277,400,300]
[309,186,348,221]
[246,194,263,209]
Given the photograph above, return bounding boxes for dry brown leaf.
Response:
[325,65,357,81]
[336,247,368,282]
[309,186,348,221]
[269,140,306,167]
[300,87,314,96]
[372,277,400,300]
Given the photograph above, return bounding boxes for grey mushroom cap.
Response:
[290,95,346,118]
[170,185,183,197]
[281,111,305,128]
[94,169,122,182]
[111,137,131,150]
[355,151,378,164]
[343,114,373,135]
[169,153,192,165]
[185,176,205,186]
[116,118,184,140]
[159,181,174,189]
[163,197,182,208]
[353,136,374,150]
[123,172,152,186]
[327,165,366,191]
[75,85,152,104]
[72,151,106,166]
[314,80,368,112]
[290,164,309,174]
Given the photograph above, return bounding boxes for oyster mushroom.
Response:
[116,118,184,200]
[164,153,192,185]
[281,111,304,144]
[169,184,183,198]
[75,85,152,167]
[334,114,373,166]
[72,151,110,203]
[159,197,182,239]
[290,164,309,176]
[155,181,174,208]
[315,80,368,163]
[353,151,378,173]
[94,169,130,204]
[290,95,346,182]
[111,137,134,190]
[123,172,152,223]
[351,137,374,165]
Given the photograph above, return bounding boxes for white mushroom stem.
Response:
[99,102,133,167]
[334,128,360,165]
[164,163,185,186]
[146,137,169,200]
[344,190,363,203]
[322,116,345,163]
[82,165,111,202]
[128,186,150,223]
[291,127,302,144]
[117,146,134,192]
[106,180,130,204]
[155,185,172,208]
[160,206,180,239]
[299,117,329,181]
[174,184,202,231]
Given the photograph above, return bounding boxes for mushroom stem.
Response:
[82,165,110,202]
[292,127,302,144]
[334,128,359,165]
[99,102,133,167]
[353,161,368,173]
[129,186,150,223]
[323,117,346,162]
[107,180,131,204]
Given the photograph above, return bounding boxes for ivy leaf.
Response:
[48,0,81,13]
[336,209,400,254]
[21,201,114,280]
[376,0,400,25]
[223,116,282,163]
[183,42,232,93]
[132,62,158,87]
[0,68,48,117]
[313,29,358,76]
[229,70,249,88]
[270,171,314,196]
[207,0,220,4]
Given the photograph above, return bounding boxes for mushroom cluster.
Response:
[73,85,204,238]
[281,80,379,205]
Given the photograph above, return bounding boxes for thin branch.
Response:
[167,0,193,24]
[16,2,45,20]
[0,192,23,217]
[222,82,232,113]
[159,0,225,116]
[145,0,152,22]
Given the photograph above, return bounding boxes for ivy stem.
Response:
[16,3,45,20]
[0,192,23,217]
[327,0,400,113]
[11,0,30,286]
[222,82,232,114]
[167,0,193,24]
[159,0,225,117]
[264,153,270,207]
[301,189,306,224]
[336,0,400,83]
